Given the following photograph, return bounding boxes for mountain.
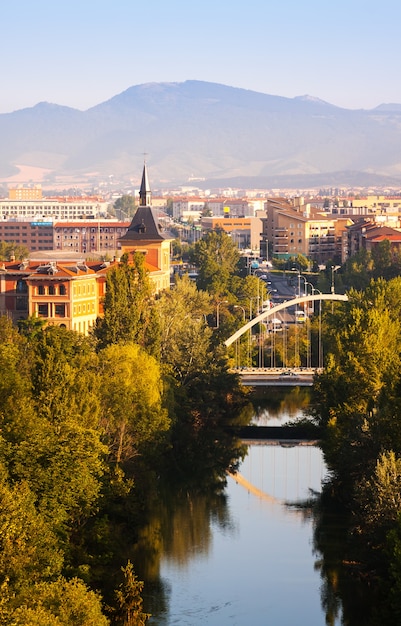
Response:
[1,80,401,189]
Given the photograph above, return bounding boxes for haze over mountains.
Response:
[1,80,401,189]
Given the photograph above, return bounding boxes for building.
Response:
[201,216,262,252]
[119,162,172,293]
[53,220,130,255]
[0,218,130,254]
[0,219,54,251]
[0,196,109,220]
[0,258,117,334]
[8,185,43,201]
[343,218,401,261]
[261,197,352,263]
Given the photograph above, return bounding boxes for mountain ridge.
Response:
[1,81,401,188]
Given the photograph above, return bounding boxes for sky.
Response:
[1,0,400,114]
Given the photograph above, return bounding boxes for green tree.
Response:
[113,195,137,219]
[0,465,63,591]
[99,343,170,466]
[312,278,401,484]
[190,229,240,295]
[154,274,212,379]
[0,241,29,260]
[94,254,157,351]
[112,561,150,626]
[6,578,109,626]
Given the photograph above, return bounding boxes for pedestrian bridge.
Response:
[232,367,321,386]
[225,293,348,347]
[225,293,348,384]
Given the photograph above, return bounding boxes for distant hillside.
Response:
[1,81,401,188]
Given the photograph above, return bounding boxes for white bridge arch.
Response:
[225,293,348,347]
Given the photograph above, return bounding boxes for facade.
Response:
[9,185,43,201]
[0,196,108,220]
[0,258,117,334]
[343,219,401,261]
[119,163,172,293]
[0,218,130,254]
[0,219,54,251]
[261,197,352,263]
[53,220,130,255]
[201,216,262,252]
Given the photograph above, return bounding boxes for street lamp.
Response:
[331,265,340,294]
[234,304,246,321]
[216,300,228,328]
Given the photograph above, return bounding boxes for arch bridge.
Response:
[225,293,348,386]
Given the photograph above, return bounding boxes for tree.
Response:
[0,465,63,591]
[94,254,157,351]
[311,278,401,484]
[6,578,110,626]
[113,195,137,219]
[154,274,212,379]
[0,241,29,260]
[190,229,240,295]
[99,343,170,466]
[112,561,150,626]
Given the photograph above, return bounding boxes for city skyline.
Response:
[2,0,400,115]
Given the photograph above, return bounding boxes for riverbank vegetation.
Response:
[0,248,253,624]
[311,275,401,624]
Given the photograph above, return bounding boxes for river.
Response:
[137,388,352,625]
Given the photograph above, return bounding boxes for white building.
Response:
[0,198,109,221]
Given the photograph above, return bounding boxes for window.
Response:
[38,285,45,295]
[38,303,48,317]
[55,304,65,317]
[16,296,28,311]
[16,279,27,294]
[49,285,55,295]
[59,284,66,296]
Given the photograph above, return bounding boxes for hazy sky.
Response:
[2,0,400,114]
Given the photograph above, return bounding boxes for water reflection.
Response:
[250,386,311,425]
[135,441,331,626]
[133,388,375,625]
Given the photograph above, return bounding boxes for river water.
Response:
[141,389,345,625]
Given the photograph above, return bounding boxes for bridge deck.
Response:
[233,367,320,387]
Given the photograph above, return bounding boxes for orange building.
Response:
[119,162,172,293]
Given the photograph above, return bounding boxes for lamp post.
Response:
[234,304,246,321]
[331,265,340,294]
[216,300,228,328]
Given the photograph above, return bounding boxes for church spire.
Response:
[139,160,151,207]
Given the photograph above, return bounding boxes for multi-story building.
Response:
[0,258,115,334]
[0,196,109,220]
[53,220,130,255]
[261,197,352,263]
[200,216,262,252]
[343,219,401,261]
[8,185,43,201]
[0,218,130,254]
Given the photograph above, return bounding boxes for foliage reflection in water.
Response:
[133,388,378,625]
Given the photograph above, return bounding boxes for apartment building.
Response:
[0,196,109,220]
[0,218,130,254]
[343,219,401,261]
[262,197,352,263]
[54,220,130,255]
[201,216,262,252]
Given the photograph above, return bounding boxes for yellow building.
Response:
[25,260,114,335]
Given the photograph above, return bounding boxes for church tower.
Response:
[119,162,171,292]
